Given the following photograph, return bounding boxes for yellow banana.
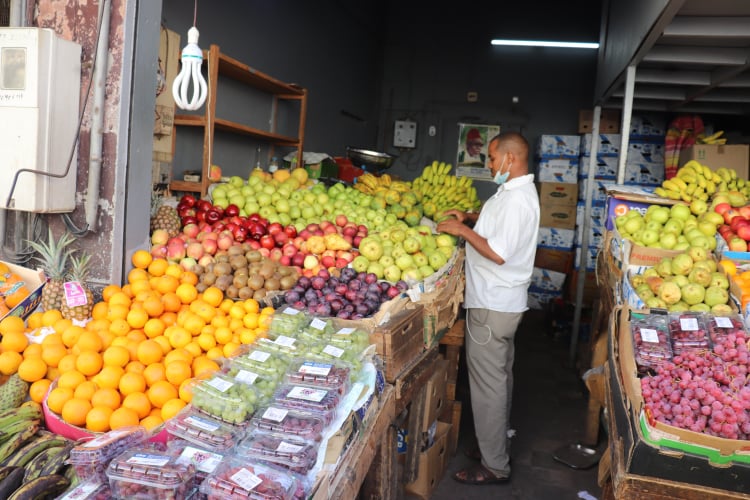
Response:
[701,165,712,179]
[662,180,680,192]
[653,187,669,198]
[670,177,687,190]
[681,160,703,172]
[685,184,696,195]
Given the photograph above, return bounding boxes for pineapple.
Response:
[27,228,75,312]
[150,196,181,238]
[60,252,94,322]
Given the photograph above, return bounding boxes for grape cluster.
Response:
[668,313,710,354]
[631,317,673,372]
[201,458,300,500]
[237,430,319,475]
[640,328,750,439]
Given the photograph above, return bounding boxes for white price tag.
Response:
[287,385,327,402]
[323,344,345,358]
[336,327,355,335]
[277,441,304,454]
[679,318,699,331]
[236,369,259,385]
[262,406,289,422]
[299,361,332,376]
[206,377,234,393]
[282,307,300,315]
[185,415,220,432]
[275,335,297,347]
[310,318,327,330]
[715,316,733,328]
[178,446,223,473]
[127,453,170,466]
[248,350,271,362]
[231,468,263,491]
[640,328,659,343]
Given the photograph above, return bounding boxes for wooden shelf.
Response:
[170,45,307,198]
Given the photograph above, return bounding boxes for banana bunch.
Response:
[654,160,749,203]
[410,160,481,217]
[696,130,727,145]
[354,173,411,196]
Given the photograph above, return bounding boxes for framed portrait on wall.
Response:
[456,123,500,180]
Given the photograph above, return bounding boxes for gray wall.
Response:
[162,0,602,196]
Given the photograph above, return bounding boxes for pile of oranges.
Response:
[0,251,274,434]
[720,258,750,312]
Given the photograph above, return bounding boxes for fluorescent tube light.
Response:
[491,39,599,49]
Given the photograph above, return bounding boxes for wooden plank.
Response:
[442,345,461,382]
[439,319,466,346]
[327,385,396,500]
[403,385,428,484]
[445,381,456,402]
[359,423,398,500]
[395,347,441,411]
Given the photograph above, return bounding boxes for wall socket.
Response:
[394,120,417,148]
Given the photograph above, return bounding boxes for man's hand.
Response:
[440,209,466,223]
[436,218,466,237]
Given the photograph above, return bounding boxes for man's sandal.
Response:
[453,463,510,485]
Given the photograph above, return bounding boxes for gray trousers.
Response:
[466,307,523,477]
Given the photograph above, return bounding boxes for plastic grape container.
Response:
[105,447,197,500]
[630,314,672,371]
[267,307,311,340]
[236,429,320,475]
[667,312,710,353]
[225,345,292,381]
[191,371,263,425]
[221,359,284,403]
[302,340,363,376]
[271,384,340,425]
[57,478,111,500]
[165,406,243,452]
[283,358,352,396]
[167,437,228,493]
[706,313,748,344]
[200,457,299,500]
[256,337,302,359]
[68,426,150,481]
[328,325,371,353]
[294,317,335,345]
[249,405,328,442]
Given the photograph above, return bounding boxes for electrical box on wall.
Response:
[394,120,417,148]
[0,28,81,213]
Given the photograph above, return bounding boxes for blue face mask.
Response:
[493,156,510,185]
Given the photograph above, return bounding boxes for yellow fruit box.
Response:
[0,261,45,323]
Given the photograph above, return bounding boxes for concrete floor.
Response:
[411,308,606,500]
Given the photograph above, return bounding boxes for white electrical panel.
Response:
[394,120,417,148]
[0,28,81,213]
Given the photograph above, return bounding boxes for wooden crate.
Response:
[438,399,462,458]
[369,304,425,383]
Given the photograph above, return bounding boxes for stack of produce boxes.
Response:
[532,135,581,309]
[625,115,666,188]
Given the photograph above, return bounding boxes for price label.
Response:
[288,385,327,402]
[282,307,300,315]
[640,328,659,343]
[299,361,332,376]
[715,316,734,328]
[185,415,220,432]
[680,318,699,331]
[206,377,234,393]
[64,281,88,307]
[248,350,271,362]
[310,318,327,330]
[127,453,170,466]
[277,441,304,454]
[236,369,259,385]
[262,406,289,422]
[178,446,223,473]
[337,327,355,335]
[323,344,345,358]
[275,335,296,347]
[231,468,263,491]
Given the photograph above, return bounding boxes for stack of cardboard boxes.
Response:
[531,135,580,309]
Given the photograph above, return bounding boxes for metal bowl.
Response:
[346,147,396,171]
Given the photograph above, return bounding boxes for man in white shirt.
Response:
[437,131,540,485]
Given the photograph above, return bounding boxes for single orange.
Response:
[122,392,152,419]
[143,298,165,319]
[62,398,92,427]
[178,378,197,403]
[61,325,86,348]
[140,414,164,431]
[156,276,180,295]
[126,308,149,330]
[94,365,124,390]
[143,318,166,339]
[201,286,224,308]
[165,360,192,386]
[29,379,52,404]
[110,407,140,430]
[119,371,147,396]
[1,330,28,353]
[175,283,198,304]
[147,380,178,408]
[76,351,103,377]
[58,369,87,389]
[106,304,130,322]
[160,398,186,421]
[76,331,104,353]
[180,271,198,286]
[147,258,169,277]
[103,345,131,368]
[131,250,153,270]
[52,318,73,335]
[143,362,166,387]
[47,386,74,414]
[26,311,44,330]
[91,387,121,410]
[57,353,79,373]
[102,284,122,302]
[74,380,99,401]
[23,343,43,358]
[108,291,132,309]
[17,357,48,382]
[125,360,146,374]
[0,351,23,376]
[86,406,113,432]
[242,298,260,315]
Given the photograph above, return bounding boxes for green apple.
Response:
[659,232,677,249]
[359,237,384,261]
[352,255,370,273]
[419,265,435,279]
[640,229,659,246]
[395,254,415,271]
[384,265,402,282]
[379,255,395,268]
[412,252,429,268]
[428,251,448,271]
[403,237,421,254]
[623,216,644,234]
[670,203,691,221]
[367,262,385,279]
[662,218,683,234]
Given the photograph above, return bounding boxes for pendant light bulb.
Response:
[172,26,207,110]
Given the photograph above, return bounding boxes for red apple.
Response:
[151,229,169,246]
[740,205,750,220]
[292,253,306,267]
[293,236,305,249]
[729,236,748,252]
[320,255,335,268]
[730,214,746,231]
[273,232,289,246]
[738,225,750,241]
[198,255,214,267]
[323,225,338,235]
[357,224,368,234]
[269,248,283,261]
[267,222,283,235]
[342,225,357,238]
[283,225,297,239]
[714,202,732,216]
[260,234,275,250]
[217,233,234,250]
[181,215,198,226]
[724,209,742,225]
[282,243,298,257]
[186,241,204,260]
[335,257,350,268]
[182,223,200,239]
[313,229,324,237]
[201,238,218,255]
[280,255,292,266]
[196,199,212,212]
[335,215,348,227]
[150,244,167,259]
[224,203,240,218]
[298,229,312,240]
[353,235,363,248]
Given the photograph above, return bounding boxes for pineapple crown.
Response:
[26,228,76,280]
[67,252,92,283]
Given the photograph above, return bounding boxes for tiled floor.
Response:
[411,308,606,500]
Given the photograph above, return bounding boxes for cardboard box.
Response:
[422,359,449,432]
[629,115,666,138]
[623,161,664,186]
[574,245,599,271]
[577,155,618,179]
[536,158,579,183]
[366,304,425,383]
[565,270,599,305]
[0,261,45,322]
[537,227,575,250]
[534,247,574,274]
[578,109,621,134]
[603,186,680,231]
[608,308,750,492]
[627,141,665,165]
[575,223,604,249]
[581,133,622,156]
[537,182,578,208]
[530,267,567,293]
[539,204,576,230]
[527,289,563,310]
[404,421,451,498]
[578,178,615,203]
[576,201,606,228]
[536,135,580,158]
[679,144,750,180]
[438,400,461,458]
[418,268,465,348]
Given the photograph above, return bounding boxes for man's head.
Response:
[465,128,484,156]
[487,132,530,181]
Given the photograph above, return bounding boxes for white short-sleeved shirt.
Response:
[463,174,540,312]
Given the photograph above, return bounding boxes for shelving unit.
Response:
[169,44,307,197]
